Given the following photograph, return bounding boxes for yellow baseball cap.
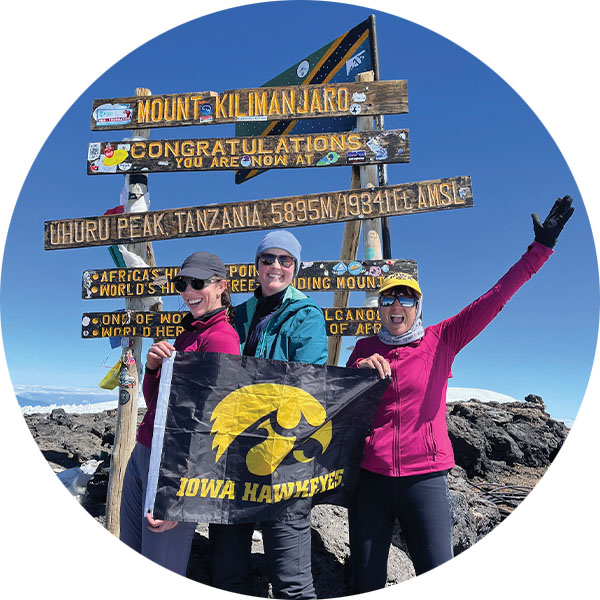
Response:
[379,272,422,296]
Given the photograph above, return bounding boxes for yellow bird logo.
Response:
[210,383,332,476]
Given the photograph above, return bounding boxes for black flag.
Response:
[144,352,389,524]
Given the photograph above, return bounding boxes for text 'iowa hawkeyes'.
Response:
[175,469,344,503]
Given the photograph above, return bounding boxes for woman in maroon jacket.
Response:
[119,251,240,575]
[347,197,573,592]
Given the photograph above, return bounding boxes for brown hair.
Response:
[220,286,235,324]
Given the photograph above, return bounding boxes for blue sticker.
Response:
[93,103,132,126]
[332,261,347,275]
[365,247,376,260]
[348,261,363,275]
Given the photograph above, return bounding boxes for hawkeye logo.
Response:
[210,383,332,476]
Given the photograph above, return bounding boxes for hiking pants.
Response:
[119,442,196,576]
[349,468,454,592]
[209,516,316,599]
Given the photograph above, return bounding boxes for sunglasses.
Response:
[379,294,418,308]
[173,277,220,293]
[258,253,295,268]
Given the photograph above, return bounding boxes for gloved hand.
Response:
[532,195,574,248]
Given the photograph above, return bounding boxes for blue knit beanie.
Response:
[255,230,302,275]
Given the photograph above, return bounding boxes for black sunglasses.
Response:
[379,294,417,308]
[258,253,295,268]
[173,277,220,293]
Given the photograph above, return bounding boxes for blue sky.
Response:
[1,2,598,599]
[1,1,596,426]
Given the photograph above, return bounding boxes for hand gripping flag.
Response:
[144,352,389,524]
[235,17,375,184]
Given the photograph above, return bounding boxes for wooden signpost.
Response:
[82,307,383,339]
[90,80,408,130]
[82,259,417,299]
[46,176,472,250]
[86,129,409,175]
[43,15,478,540]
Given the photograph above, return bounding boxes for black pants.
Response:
[349,469,454,593]
[209,516,316,599]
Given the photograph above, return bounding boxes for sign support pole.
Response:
[327,70,383,364]
[369,14,392,259]
[105,87,156,537]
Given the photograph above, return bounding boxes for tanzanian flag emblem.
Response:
[234,17,375,184]
[144,352,389,524]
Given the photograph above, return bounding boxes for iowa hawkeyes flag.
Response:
[144,352,389,524]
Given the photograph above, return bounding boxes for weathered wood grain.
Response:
[81,307,385,339]
[81,259,418,299]
[90,81,408,131]
[45,176,473,250]
[86,129,409,175]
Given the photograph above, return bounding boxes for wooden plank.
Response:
[90,81,408,131]
[81,307,385,339]
[45,176,473,250]
[104,87,151,539]
[86,129,410,175]
[81,259,418,299]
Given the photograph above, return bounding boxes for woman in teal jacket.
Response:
[235,284,328,363]
[210,230,327,599]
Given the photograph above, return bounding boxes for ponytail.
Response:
[220,288,236,324]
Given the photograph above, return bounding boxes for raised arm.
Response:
[440,196,574,353]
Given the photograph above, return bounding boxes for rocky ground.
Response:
[24,394,568,597]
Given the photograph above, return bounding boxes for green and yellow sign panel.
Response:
[144,353,390,523]
[82,259,417,299]
[235,17,377,183]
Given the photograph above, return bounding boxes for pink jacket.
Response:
[137,309,240,448]
[346,242,552,477]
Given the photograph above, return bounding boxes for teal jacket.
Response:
[235,286,328,365]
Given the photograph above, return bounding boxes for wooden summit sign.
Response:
[82,259,417,299]
[90,81,408,131]
[86,129,409,175]
[45,176,473,250]
[82,307,384,339]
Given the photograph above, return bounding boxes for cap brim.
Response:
[379,280,422,296]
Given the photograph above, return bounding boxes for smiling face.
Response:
[257,247,296,297]
[180,278,227,318]
[379,286,419,336]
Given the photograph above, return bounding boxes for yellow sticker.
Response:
[103,148,128,166]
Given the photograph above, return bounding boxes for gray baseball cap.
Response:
[176,251,226,279]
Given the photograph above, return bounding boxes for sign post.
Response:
[43,17,477,544]
[328,70,382,365]
[104,88,157,537]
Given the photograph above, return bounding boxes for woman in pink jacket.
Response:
[346,197,573,592]
[119,251,240,575]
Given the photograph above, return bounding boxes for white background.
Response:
[1,1,598,598]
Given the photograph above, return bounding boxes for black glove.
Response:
[532,195,574,248]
